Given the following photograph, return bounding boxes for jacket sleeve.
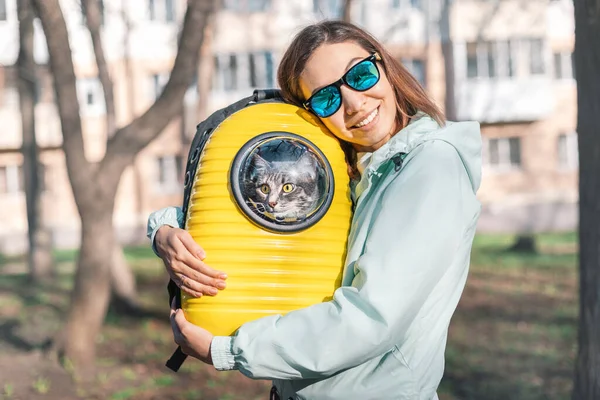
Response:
[146,206,185,256]
[210,141,478,380]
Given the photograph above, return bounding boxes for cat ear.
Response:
[296,152,318,180]
[251,153,270,169]
[248,153,270,182]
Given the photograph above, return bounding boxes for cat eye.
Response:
[282,183,295,193]
[260,184,270,194]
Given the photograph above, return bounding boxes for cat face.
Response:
[245,151,321,221]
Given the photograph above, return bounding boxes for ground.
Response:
[0,233,577,400]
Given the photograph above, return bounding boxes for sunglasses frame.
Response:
[302,52,382,118]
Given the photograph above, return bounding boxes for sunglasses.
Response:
[303,52,382,118]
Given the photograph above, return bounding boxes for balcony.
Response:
[455,77,554,123]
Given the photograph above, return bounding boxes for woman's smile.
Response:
[300,42,398,152]
[350,106,379,129]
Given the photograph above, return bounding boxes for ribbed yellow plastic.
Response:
[182,102,352,336]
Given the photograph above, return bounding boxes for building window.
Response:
[165,0,175,21]
[224,0,240,10]
[391,0,420,9]
[402,59,425,86]
[313,0,343,18]
[184,73,198,104]
[248,0,270,11]
[156,155,183,193]
[558,132,578,169]
[149,0,175,21]
[150,73,169,100]
[529,38,545,75]
[0,0,7,21]
[224,55,238,91]
[249,51,274,89]
[553,52,574,80]
[466,39,545,79]
[483,137,522,170]
[149,0,156,20]
[224,0,270,12]
[0,165,23,194]
[466,43,478,78]
[213,51,274,92]
[466,41,498,78]
[77,77,105,116]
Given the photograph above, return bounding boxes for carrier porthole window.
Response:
[230,132,334,233]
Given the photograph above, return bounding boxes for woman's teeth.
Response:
[355,108,378,128]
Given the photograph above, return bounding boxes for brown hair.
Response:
[277,20,445,178]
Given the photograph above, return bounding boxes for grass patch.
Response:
[471,232,577,270]
[49,245,156,265]
[0,232,578,400]
[439,232,577,400]
[110,387,139,400]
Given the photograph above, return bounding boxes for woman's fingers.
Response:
[158,227,228,297]
[182,253,227,282]
[178,230,206,260]
[179,232,228,279]
[177,264,226,296]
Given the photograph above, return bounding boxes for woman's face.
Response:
[299,42,399,153]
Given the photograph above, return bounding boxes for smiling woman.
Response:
[149,20,482,400]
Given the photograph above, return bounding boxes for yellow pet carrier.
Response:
[166,90,352,371]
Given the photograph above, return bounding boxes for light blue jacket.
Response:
[147,113,482,400]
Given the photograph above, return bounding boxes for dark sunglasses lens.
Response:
[309,85,341,117]
[346,60,379,91]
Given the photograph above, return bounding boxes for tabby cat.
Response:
[245,151,322,222]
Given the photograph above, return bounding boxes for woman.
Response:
[148,21,482,399]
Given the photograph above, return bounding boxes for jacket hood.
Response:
[359,113,482,193]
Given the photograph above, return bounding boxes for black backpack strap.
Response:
[166,89,283,372]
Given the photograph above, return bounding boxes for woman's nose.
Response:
[340,85,366,115]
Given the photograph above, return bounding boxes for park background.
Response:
[0,0,592,399]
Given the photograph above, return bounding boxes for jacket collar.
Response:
[350,113,440,200]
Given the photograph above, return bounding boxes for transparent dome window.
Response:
[231,133,334,233]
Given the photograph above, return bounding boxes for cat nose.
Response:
[269,201,277,207]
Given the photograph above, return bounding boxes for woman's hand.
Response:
[170,299,214,364]
[155,225,227,297]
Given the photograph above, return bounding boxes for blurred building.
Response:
[0,0,576,254]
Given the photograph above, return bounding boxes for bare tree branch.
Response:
[82,0,117,136]
[31,0,93,199]
[104,0,216,162]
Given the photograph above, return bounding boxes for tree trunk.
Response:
[109,243,139,312]
[33,0,216,371]
[440,0,457,121]
[83,0,139,308]
[508,234,537,253]
[56,208,115,374]
[573,0,600,399]
[17,0,54,281]
[342,0,353,22]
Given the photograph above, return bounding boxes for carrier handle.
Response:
[253,89,283,102]
[166,280,187,372]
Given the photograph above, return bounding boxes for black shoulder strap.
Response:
[166,89,283,372]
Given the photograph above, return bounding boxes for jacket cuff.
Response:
[211,336,237,371]
[146,206,185,256]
